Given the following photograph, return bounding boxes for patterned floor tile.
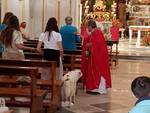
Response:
[91,102,127,110]
[55,108,75,113]
[93,111,110,113]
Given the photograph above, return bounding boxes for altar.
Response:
[97,21,125,41]
[97,21,112,40]
[129,26,150,46]
[127,4,150,46]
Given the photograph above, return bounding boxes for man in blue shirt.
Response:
[60,16,80,51]
[129,76,150,113]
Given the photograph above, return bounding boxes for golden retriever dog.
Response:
[62,69,82,107]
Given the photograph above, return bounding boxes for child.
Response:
[20,22,30,41]
[129,76,150,113]
[110,22,120,42]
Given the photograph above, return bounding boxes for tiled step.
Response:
[118,55,150,61]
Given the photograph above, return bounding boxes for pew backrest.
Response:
[0,66,43,113]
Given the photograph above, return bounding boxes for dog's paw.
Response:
[61,101,69,107]
[69,102,74,107]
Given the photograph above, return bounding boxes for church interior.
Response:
[0,0,150,113]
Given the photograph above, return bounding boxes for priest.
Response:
[81,19,111,94]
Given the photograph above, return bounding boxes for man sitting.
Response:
[60,16,81,51]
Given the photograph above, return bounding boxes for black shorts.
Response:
[43,49,60,67]
[0,53,2,58]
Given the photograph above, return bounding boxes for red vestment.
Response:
[81,28,111,90]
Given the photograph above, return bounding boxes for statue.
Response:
[94,0,105,12]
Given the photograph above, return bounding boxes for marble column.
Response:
[1,0,81,37]
[1,0,8,21]
[29,0,43,38]
[29,0,35,38]
[136,30,141,47]
[18,0,24,22]
[118,3,126,27]
[69,0,72,16]
[129,28,132,45]
[60,0,70,26]
[45,0,58,24]
[23,0,30,37]
[7,0,20,18]
[58,0,61,26]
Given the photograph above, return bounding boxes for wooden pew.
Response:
[24,39,118,67]
[24,52,43,60]
[0,66,46,113]
[24,39,82,70]
[0,59,63,113]
[63,54,81,70]
[64,50,81,55]
[24,39,117,67]
[24,43,81,51]
[24,40,82,69]
[6,110,13,113]
[23,52,81,70]
[26,39,38,43]
[106,41,118,66]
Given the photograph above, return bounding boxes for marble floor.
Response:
[11,39,150,113]
[116,38,150,57]
[55,59,150,113]
[12,59,150,113]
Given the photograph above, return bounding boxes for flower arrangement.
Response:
[141,35,150,46]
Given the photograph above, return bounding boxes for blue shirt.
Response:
[0,24,7,32]
[0,24,7,53]
[60,25,80,51]
[0,43,5,53]
[129,97,150,113]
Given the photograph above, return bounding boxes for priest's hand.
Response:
[86,43,92,47]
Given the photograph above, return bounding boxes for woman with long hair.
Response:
[0,12,14,57]
[0,12,13,31]
[37,17,63,79]
[2,12,14,24]
[0,15,35,59]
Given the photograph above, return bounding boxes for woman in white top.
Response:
[0,15,35,60]
[37,18,63,79]
[37,17,63,80]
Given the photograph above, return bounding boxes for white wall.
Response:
[7,0,20,18]
[1,0,81,38]
[30,0,43,37]
[1,0,7,21]
[23,0,30,36]
[44,0,58,28]
[60,0,81,28]
[60,0,71,27]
